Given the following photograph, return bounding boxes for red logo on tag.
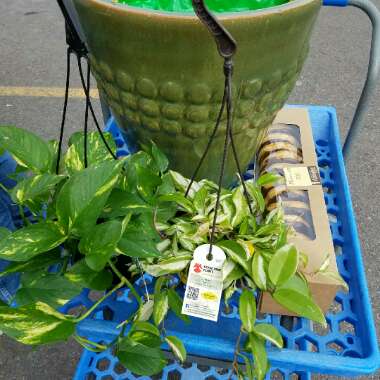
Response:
[193,263,202,273]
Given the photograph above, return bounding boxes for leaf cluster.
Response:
[0,126,326,377]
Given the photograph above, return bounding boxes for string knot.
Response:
[224,58,234,77]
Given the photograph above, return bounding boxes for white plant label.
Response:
[181,244,226,322]
[283,166,321,187]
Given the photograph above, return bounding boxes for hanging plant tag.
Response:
[181,244,226,322]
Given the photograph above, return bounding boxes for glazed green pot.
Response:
[73,0,321,184]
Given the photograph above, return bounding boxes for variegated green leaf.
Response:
[222,259,244,289]
[231,188,249,227]
[135,165,162,201]
[15,272,82,308]
[153,290,168,326]
[56,159,124,237]
[137,300,154,322]
[273,276,326,326]
[193,186,208,215]
[252,253,267,290]
[268,244,299,286]
[10,173,66,205]
[217,240,250,273]
[256,173,281,187]
[102,189,150,218]
[169,170,200,198]
[165,335,186,362]
[65,260,113,290]
[0,227,11,240]
[143,255,192,277]
[117,337,167,376]
[118,237,161,259]
[239,289,256,332]
[0,249,61,278]
[168,288,190,323]
[0,126,52,173]
[0,222,66,262]
[79,220,125,271]
[0,302,75,345]
[159,193,194,213]
[249,333,268,380]
[246,181,265,213]
[129,321,162,348]
[64,131,116,174]
[151,141,168,173]
[253,323,283,348]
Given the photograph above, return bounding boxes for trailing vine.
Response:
[0,126,333,379]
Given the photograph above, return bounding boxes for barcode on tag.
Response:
[186,286,200,301]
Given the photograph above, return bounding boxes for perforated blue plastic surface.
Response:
[74,352,311,380]
[66,105,380,379]
[0,153,24,303]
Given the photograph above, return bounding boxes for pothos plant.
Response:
[0,126,329,379]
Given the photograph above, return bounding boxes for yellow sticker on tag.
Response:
[201,291,218,301]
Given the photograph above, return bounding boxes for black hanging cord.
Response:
[54,1,152,297]
[55,51,117,173]
[189,0,257,260]
[206,60,234,260]
[228,125,254,215]
[56,0,87,57]
[83,60,91,168]
[56,47,72,174]
[55,0,116,173]
[77,56,118,161]
[185,78,228,197]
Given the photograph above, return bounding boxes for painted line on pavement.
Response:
[0,86,99,99]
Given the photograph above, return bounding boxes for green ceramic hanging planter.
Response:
[73,0,321,184]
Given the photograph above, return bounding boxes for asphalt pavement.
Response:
[0,0,379,379]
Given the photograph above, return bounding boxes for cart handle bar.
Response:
[324,0,380,159]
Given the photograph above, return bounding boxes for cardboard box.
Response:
[257,108,341,316]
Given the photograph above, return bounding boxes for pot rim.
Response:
[78,0,318,19]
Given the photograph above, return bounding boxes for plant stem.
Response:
[74,334,108,350]
[74,338,106,353]
[229,329,243,380]
[18,205,30,226]
[120,323,127,337]
[116,307,140,330]
[60,255,70,275]
[134,258,150,301]
[153,207,165,239]
[75,281,125,323]
[0,183,9,194]
[108,260,142,306]
[107,306,141,350]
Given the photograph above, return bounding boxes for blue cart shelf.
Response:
[54,105,378,380]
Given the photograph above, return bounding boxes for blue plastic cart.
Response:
[65,105,380,380]
[68,0,380,377]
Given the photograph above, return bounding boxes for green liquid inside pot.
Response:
[114,0,289,13]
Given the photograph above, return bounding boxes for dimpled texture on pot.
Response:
[73,0,321,184]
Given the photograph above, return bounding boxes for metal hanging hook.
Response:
[191,0,237,60]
